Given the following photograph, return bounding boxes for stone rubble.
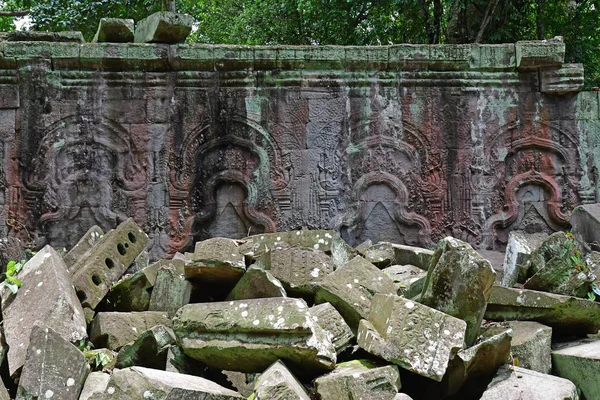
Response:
[2,214,600,399]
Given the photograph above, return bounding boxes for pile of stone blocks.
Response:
[3,208,600,399]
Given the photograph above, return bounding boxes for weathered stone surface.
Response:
[515,38,565,69]
[115,325,175,369]
[225,265,287,301]
[501,231,547,287]
[89,311,170,350]
[311,302,355,354]
[364,242,434,270]
[1,246,87,377]
[552,339,600,400]
[185,237,246,289]
[260,246,334,296]
[93,18,135,43]
[363,242,396,267]
[224,372,257,399]
[87,366,243,399]
[480,365,578,400]
[148,260,191,315]
[0,30,84,42]
[571,203,600,251]
[541,64,585,93]
[420,237,496,345]
[252,360,311,400]
[357,294,466,382]
[134,12,194,44]
[522,232,594,297]
[485,286,600,335]
[17,325,88,400]
[173,297,336,374]
[71,218,149,310]
[509,321,552,373]
[165,345,207,377]
[315,256,397,330]
[314,359,401,400]
[79,372,110,400]
[0,237,25,274]
[382,265,427,298]
[63,226,104,272]
[393,395,413,400]
[102,268,154,312]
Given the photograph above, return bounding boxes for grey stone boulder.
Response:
[87,366,243,399]
[165,346,207,377]
[509,321,552,373]
[225,265,287,301]
[420,236,496,345]
[173,297,336,375]
[148,260,191,316]
[314,359,401,400]
[382,264,427,298]
[552,339,600,400]
[311,302,355,354]
[93,18,135,43]
[252,360,311,400]
[79,372,110,400]
[485,286,600,335]
[63,225,104,272]
[0,31,84,42]
[115,325,176,369]
[1,246,87,377]
[89,311,171,350]
[363,242,396,267]
[102,267,156,312]
[363,242,434,270]
[315,256,397,330]
[16,325,89,400]
[357,294,466,382]
[570,203,600,251]
[134,12,194,44]
[501,231,547,287]
[480,365,578,400]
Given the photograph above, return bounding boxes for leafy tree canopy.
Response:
[0,0,598,87]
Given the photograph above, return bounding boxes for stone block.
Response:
[172,297,336,374]
[389,45,430,70]
[87,367,242,399]
[515,39,565,69]
[485,286,600,335]
[357,294,466,382]
[165,345,207,377]
[16,325,88,400]
[148,260,192,315]
[311,302,355,355]
[540,64,584,93]
[390,244,434,270]
[63,225,104,272]
[126,43,170,71]
[382,265,427,298]
[480,365,578,400]
[501,231,547,287]
[509,321,552,373]
[314,256,397,330]
[115,325,175,369]
[0,31,84,42]
[79,372,110,400]
[571,203,600,251]
[225,265,287,301]
[1,246,87,377]
[363,242,396,267]
[428,44,471,71]
[552,339,600,400]
[213,45,255,71]
[71,218,148,310]
[252,360,311,400]
[134,12,194,44]
[469,44,516,70]
[92,18,135,43]
[314,359,401,400]
[170,44,214,70]
[102,267,155,312]
[89,311,170,350]
[420,237,496,345]
[79,43,129,70]
[344,46,388,71]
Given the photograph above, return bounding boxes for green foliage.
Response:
[2,258,25,294]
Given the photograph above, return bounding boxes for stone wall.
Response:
[1,38,599,258]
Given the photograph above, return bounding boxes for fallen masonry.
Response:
[3,216,600,399]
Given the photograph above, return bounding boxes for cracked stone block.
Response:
[149,260,192,315]
[225,265,287,301]
[134,12,194,44]
[102,267,156,312]
[382,265,427,298]
[420,237,496,345]
[63,226,104,272]
[515,38,565,69]
[314,256,397,331]
[79,372,110,400]
[71,218,149,310]
[173,297,336,375]
[1,246,87,377]
[314,359,401,400]
[540,64,584,93]
[552,339,600,400]
[87,367,243,399]
[357,294,466,382]
[485,286,600,335]
[480,365,578,400]
[364,242,434,271]
[311,302,354,355]
[116,325,175,370]
[224,371,258,398]
[501,231,548,288]
[509,321,552,373]
[571,203,600,251]
[89,311,171,351]
[93,18,135,43]
[16,325,88,400]
[260,246,334,296]
[165,345,207,377]
[363,242,396,268]
[252,360,311,400]
[185,238,246,292]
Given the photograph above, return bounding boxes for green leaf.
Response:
[588,291,596,301]
[6,275,21,288]
[2,281,18,294]
[592,283,600,296]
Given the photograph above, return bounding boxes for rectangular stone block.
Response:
[389,45,429,70]
[148,260,192,316]
[63,226,104,272]
[79,43,129,70]
[540,64,584,93]
[170,44,215,71]
[469,44,516,70]
[126,43,170,71]
[89,311,171,350]
[0,85,19,109]
[576,91,600,120]
[253,46,278,70]
[552,339,600,400]
[344,46,389,71]
[516,39,565,69]
[570,204,600,251]
[214,45,255,71]
[428,44,471,71]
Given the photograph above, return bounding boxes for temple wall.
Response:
[0,39,599,258]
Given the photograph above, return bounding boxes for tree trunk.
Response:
[0,10,30,17]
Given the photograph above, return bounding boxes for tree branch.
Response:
[0,9,30,17]
[475,0,500,43]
